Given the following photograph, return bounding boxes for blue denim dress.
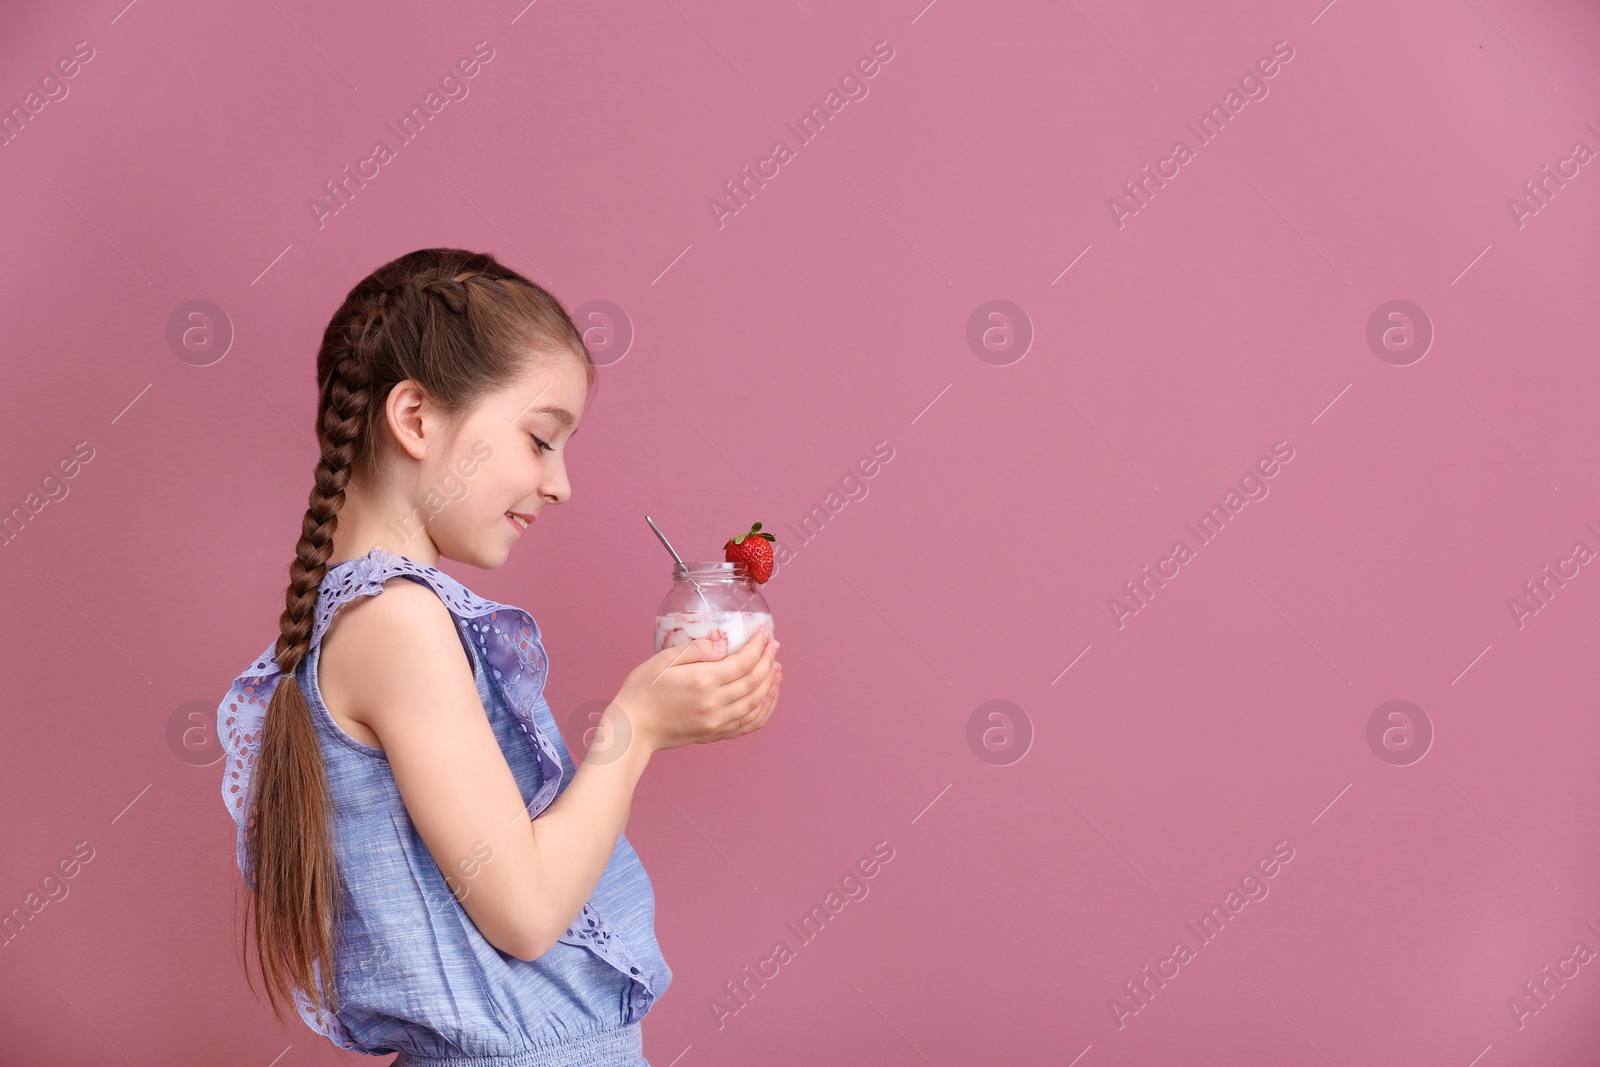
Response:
[217,548,672,1065]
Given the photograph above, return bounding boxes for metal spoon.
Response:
[646,515,718,631]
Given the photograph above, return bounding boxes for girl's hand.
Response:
[708,641,781,744]
[610,630,780,755]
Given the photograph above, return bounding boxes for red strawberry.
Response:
[724,521,776,583]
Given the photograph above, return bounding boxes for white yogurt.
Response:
[655,609,775,654]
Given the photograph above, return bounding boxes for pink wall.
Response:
[2,1,1598,1063]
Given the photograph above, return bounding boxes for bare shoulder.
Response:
[319,577,474,743]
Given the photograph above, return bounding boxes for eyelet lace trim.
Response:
[293,961,359,1050]
[217,547,658,1008]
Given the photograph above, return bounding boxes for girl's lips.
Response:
[506,512,533,538]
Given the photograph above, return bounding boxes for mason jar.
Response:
[654,561,775,654]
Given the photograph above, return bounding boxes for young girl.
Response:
[216,248,782,1066]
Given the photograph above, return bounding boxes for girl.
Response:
[216,248,782,1066]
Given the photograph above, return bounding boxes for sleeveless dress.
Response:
[216,547,672,1066]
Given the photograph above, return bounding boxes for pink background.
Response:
[2,0,1599,1063]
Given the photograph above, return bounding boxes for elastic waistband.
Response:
[393,1022,644,1067]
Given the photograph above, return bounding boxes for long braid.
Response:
[249,289,383,1025]
[277,294,382,671]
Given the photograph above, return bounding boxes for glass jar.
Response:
[654,561,775,654]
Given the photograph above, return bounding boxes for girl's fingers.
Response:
[754,683,780,728]
[743,677,775,725]
[733,636,778,701]
[731,678,776,735]
[729,635,777,698]
[746,673,781,731]
[740,658,780,716]
[713,660,781,740]
[712,630,776,688]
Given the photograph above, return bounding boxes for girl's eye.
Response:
[530,435,554,454]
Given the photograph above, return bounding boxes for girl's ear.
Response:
[386,379,434,461]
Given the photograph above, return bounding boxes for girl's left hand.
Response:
[731,659,781,735]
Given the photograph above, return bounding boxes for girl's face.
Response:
[421,351,589,569]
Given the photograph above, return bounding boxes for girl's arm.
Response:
[330,578,649,961]
[516,716,651,954]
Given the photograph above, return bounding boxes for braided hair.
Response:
[237,249,597,1028]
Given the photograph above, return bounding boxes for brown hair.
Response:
[235,248,598,1028]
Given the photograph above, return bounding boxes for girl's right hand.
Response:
[611,629,781,755]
